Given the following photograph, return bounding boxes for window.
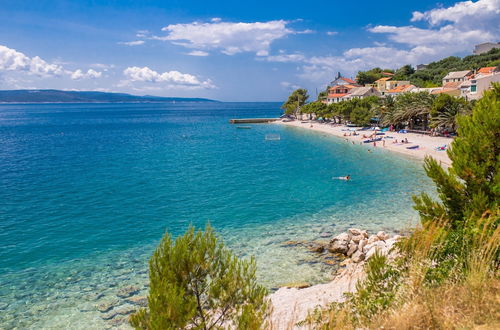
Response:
[471,85,477,92]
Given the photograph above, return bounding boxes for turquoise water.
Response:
[0,103,432,328]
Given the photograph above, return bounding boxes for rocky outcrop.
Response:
[270,228,402,329]
[328,229,400,263]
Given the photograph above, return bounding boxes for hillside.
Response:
[355,48,500,87]
[0,89,218,103]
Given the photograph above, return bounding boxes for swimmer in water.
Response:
[335,175,351,180]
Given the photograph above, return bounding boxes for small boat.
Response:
[406,145,419,149]
[363,137,383,143]
[236,126,252,129]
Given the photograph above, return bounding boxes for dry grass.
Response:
[296,212,500,330]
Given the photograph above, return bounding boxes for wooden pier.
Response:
[229,118,280,124]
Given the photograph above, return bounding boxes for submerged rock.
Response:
[116,286,139,298]
[280,282,311,289]
[306,242,326,253]
[127,296,148,307]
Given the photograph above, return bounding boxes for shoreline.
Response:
[277,120,452,167]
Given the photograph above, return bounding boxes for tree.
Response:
[130,224,268,330]
[392,64,415,80]
[413,83,499,228]
[393,92,434,129]
[281,89,309,116]
[355,68,383,85]
[430,94,471,132]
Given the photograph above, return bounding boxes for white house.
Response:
[442,70,473,84]
[342,86,381,101]
[461,72,500,100]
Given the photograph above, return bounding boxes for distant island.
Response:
[0,89,218,103]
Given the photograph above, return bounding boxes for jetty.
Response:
[229,118,280,124]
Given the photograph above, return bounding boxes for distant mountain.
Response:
[0,89,218,103]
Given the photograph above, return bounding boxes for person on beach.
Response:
[383,140,386,147]
[405,138,408,143]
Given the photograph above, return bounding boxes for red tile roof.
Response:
[339,77,357,84]
[328,93,349,98]
[375,77,391,82]
[387,84,413,93]
[478,67,497,74]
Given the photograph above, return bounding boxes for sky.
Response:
[0,0,499,101]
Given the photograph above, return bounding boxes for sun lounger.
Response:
[406,145,419,149]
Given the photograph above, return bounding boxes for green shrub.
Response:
[130,224,268,330]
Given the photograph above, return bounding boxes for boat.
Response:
[363,137,383,143]
[236,126,252,129]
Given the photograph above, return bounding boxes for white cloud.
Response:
[326,31,338,36]
[286,0,500,83]
[262,53,306,63]
[122,66,215,89]
[280,81,301,90]
[211,17,222,22]
[411,0,500,27]
[71,69,102,80]
[118,40,145,46]
[187,50,209,56]
[0,44,64,76]
[157,20,295,56]
[0,44,103,82]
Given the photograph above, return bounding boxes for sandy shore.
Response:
[278,120,452,166]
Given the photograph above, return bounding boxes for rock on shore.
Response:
[270,228,401,329]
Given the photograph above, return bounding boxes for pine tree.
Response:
[130,224,268,330]
[413,83,499,229]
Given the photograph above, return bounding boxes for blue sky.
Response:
[0,0,499,101]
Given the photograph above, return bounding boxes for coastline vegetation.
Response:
[302,84,499,329]
[132,86,498,329]
[296,90,472,132]
[130,224,268,329]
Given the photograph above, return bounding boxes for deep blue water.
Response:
[0,103,432,328]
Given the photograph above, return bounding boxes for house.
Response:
[476,66,498,76]
[374,77,391,93]
[326,84,359,104]
[342,86,381,101]
[385,84,416,96]
[374,77,411,95]
[473,42,500,55]
[460,72,500,100]
[442,70,473,84]
[329,75,357,87]
[431,82,462,97]
[416,64,428,71]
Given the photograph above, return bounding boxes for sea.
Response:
[0,102,433,329]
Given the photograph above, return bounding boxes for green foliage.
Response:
[300,101,328,116]
[430,94,471,131]
[281,89,309,115]
[355,67,383,85]
[130,224,268,330]
[380,92,434,129]
[414,84,499,228]
[392,64,415,81]
[344,253,402,322]
[358,48,500,87]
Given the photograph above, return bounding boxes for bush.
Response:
[130,224,268,329]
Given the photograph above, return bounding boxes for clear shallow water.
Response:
[0,103,433,328]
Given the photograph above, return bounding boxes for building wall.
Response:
[473,43,500,55]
